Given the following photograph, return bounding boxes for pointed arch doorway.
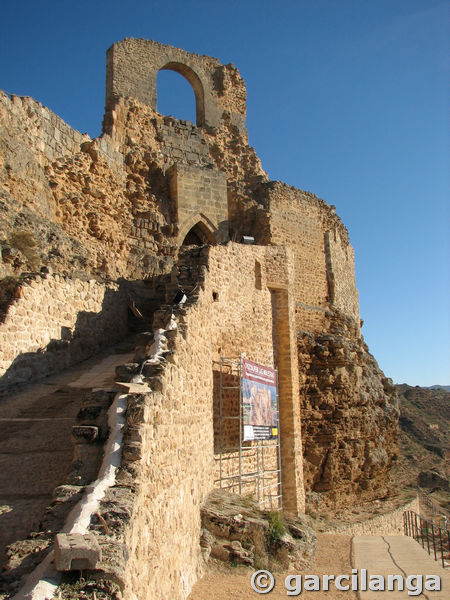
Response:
[179,215,218,248]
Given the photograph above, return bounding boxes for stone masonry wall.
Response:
[0,92,88,170]
[325,229,359,323]
[264,181,359,333]
[121,243,305,600]
[205,245,304,515]
[123,325,214,600]
[169,163,229,244]
[106,38,247,132]
[156,117,213,168]
[0,91,122,175]
[324,496,419,536]
[0,273,127,389]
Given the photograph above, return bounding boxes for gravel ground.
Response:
[188,534,357,600]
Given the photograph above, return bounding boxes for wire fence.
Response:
[403,510,449,568]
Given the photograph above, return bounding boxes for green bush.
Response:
[267,510,286,541]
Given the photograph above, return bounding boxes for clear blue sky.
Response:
[0,1,448,385]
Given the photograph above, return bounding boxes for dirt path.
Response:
[188,534,357,600]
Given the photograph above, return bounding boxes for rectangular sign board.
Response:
[242,358,278,441]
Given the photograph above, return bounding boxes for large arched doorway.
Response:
[157,61,205,126]
[181,221,217,247]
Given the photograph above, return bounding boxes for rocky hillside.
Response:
[391,384,449,510]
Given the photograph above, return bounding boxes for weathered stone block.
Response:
[54,532,101,571]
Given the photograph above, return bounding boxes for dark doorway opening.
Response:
[181,223,216,247]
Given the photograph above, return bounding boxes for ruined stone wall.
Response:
[325,229,359,323]
[121,243,304,599]
[0,84,264,286]
[1,40,266,284]
[0,272,127,388]
[324,497,419,536]
[0,91,122,187]
[0,92,89,170]
[156,117,213,168]
[263,182,360,332]
[106,38,247,132]
[0,91,178,281]
[1,39,359,330]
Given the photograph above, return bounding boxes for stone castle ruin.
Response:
[0,39,399,599]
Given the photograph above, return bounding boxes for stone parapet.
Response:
[324,497,420,536]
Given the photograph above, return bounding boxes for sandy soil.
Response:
[188,534,357,600]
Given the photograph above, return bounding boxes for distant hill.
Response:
[391,384,449,511]
[428,385,450,391]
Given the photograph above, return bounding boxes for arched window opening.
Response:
[157,62,205,126]
[181,222,216,247]
[157,70,196,124]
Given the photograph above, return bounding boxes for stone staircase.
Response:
[0,246,209,596]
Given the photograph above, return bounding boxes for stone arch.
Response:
[159,62,205,126]
[106,39,222,129]
[179,213,218,247]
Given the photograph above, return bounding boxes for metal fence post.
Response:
[431,523,437,561]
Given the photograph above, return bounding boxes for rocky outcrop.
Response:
[200,490,316,571]
[298,311,399,509]
[418,470,448,492]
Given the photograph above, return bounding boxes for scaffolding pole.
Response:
[217,355,282,511]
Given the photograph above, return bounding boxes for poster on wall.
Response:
[242,358,278,441]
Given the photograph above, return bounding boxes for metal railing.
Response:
[417,487,450,528]
[404,510,449,568]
